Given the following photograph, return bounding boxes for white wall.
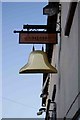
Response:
[48,2,79,119]
[78,2,80,109]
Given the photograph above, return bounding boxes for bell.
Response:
[19,50,57,74]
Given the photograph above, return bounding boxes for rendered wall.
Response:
[78,2,80,109]
[48,2,79,119]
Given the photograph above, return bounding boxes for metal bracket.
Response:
[14,24,60,34]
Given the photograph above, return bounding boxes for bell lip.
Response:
[19,69,57,74]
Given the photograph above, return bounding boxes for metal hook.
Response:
[32,44,35,51]
[42,45,44,51]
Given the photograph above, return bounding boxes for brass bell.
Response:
[19,50,57,74]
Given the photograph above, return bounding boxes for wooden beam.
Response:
[65,2,77,36]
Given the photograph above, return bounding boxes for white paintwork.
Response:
[48,2,79,119]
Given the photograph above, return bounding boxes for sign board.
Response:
[19,33,57,44]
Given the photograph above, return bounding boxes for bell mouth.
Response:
[19,69,57,74]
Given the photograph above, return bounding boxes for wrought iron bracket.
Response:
[14,30,60,34]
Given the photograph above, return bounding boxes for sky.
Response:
[0,2,2,120]
[2,2,47,118]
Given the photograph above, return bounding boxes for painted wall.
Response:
[78,2,80,109]
[48,2,79,119]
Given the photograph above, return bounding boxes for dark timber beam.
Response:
[65,2,77,36]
